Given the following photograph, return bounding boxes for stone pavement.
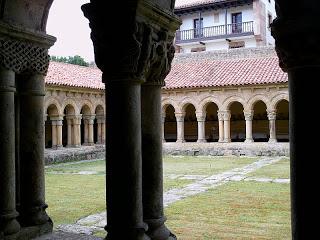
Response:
[54,156,288,237]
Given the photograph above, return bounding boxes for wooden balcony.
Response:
[175,21,254,44]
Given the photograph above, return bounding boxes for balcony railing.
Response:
[175,21,254,43]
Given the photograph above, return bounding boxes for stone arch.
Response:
[199,96,222,113]
[94,101,105,115]
[163,104,177,142]
[247,95,270,111]
[270,94,289,110]
[161,99,178,114]
[44,97,63,116]
[183,103,198,142]
[179,98,199,113]
[204,102,220,142]
[252,100,269,142]
[275,99,289,142]
[80,100,94,115]
[62,99,80,115]
[229,101,245,142]
[222,96,246,110]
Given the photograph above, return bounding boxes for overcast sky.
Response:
[46,0,94,62]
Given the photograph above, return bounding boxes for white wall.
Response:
[261,0,276,45]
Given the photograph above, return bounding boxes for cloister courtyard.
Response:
[44,155,290,240]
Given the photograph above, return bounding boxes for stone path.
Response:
[56,156,288,236]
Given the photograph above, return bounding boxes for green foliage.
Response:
[50,55,89,67]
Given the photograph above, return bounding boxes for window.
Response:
[193,18,203,38]
[231,12,242,33]
[214,13,219,23]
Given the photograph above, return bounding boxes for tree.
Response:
[50,55,89,67]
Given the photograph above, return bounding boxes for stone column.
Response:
[217,111,225,142]
[196,112,206,143]
[0,66,21,238]
[271,6,320,238]
[101,120,106,144]
[244,110,254,143]
[56,117,63,148]
[96,118,103,144]
[267,110,277,143]
[162,114,166,143]
[66,117,73,147]
[88,116,95,145]
[18,73,51,229]
[83,117,89,145]
[141,27,177,240]
[73,115,82,147]
[50,120,57,149]
[223,111,231,143]
[83,2,180,239]
[175,113,185,143]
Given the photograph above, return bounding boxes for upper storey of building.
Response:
[174,0,276,53]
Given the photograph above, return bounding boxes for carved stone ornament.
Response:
[0,38,50,74]
[271,16,320,72]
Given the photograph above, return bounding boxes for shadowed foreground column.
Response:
[0,66,21,239]
[271,2,320,238]
[141,27,178,239]
[18,73,52,231]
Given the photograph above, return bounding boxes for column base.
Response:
[82,143,95,146]
[218,139,224,143]
[176,140,185,143]
[197,139,207,143]
[244,139,254,143]
[17,219,53,240]
[0,211,20,240]
[224,139,231,143]
[105,224,151,240]
[268,139,278,143]
[162,139,166,143]
[145,217,176,240]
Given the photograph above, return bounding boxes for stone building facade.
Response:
[43,47,288,151]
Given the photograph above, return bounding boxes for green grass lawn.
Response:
[165,181,291,240]
[45,155,291,239]
[163,156,258,175]
[246,157,290,179]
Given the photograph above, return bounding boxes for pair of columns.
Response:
[82,1,180,239]
[165,110,278,143]
[0,68,52,238]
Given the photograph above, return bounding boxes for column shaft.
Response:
[218,112,224,142]
[141,85,171,239]
[101,121,106,144]
[175,114,185,143]
[88,119,94,145]
[51,123,57,148]
[73,116,81,147]
[223,111,231,142]
[0,67,20,238]
[84,121,89,144]
[196,113,206,143]
[67,119,72,147]
[97,122,102,144]
[105,82,147,239]
[56,120,63,148]
[268,111,277,143]
[162,116,166,143]
[17,73,51,227]
[244,111,254,143]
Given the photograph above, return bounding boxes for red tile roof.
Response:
[45,61,104,90]
[164,52,288,89]
[45,48,287,91]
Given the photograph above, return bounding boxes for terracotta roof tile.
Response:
[164,55,288,89]
[45,61,104,90]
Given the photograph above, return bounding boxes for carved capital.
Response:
[244,111,254,121]
[217,111,224,121]
[271,15,320,71]
[0,38,50,74]
[196,112,206,122]
[267,111,277,121]
[175,112,185,122]
[223,111,231,121]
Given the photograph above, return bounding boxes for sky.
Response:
[46,0,94,62]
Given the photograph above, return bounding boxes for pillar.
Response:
[267,110,277,143]
[175,113,185,143]
[83,1,180,239]
[0,66,21,238]
[217,111,224,142]
[18,73,51,228]
[196,112,206,143]
[223,111,231,142]
[83,117,89,145]
[101,120,106,144]
[271,4,320,238]
[141,27,177,239]
[96,118,103,144]
[244,110,254,143]
[50,120,57,149]
[88,116,95,145]
[66,117,73,147]
[162,114,166,143]
[56,117,63,148]
[73,115,82,147]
